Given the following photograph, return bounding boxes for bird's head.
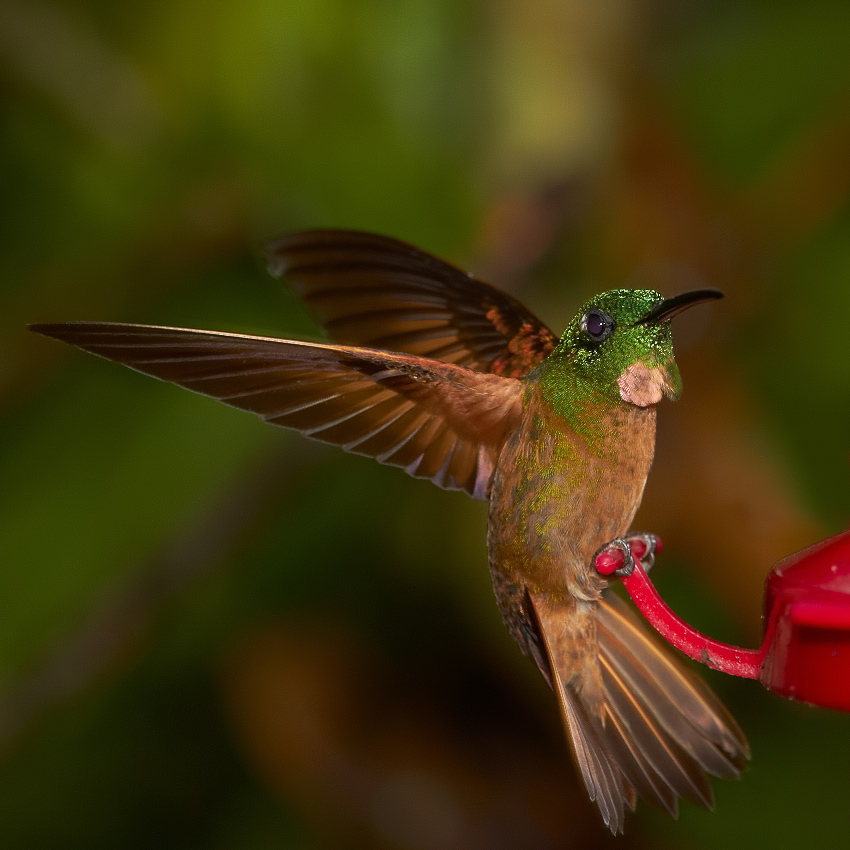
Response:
[549,288,722,408]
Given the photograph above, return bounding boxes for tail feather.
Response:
[599,654,713,809]
[597,593,749,772]
[594,687,680,817]
[559,676,632,833]
[528,589,749,834]
[598,627,734,781]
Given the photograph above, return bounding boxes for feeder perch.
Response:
[595,530,850,712]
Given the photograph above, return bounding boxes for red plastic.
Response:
[595,530,850,711]
[619,559,762,679]
[596,537,662,576]
[596,549,625,575]
[759,531,850,711]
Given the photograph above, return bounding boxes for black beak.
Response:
[635,289,723,325]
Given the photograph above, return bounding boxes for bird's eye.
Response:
[583,309,615,342]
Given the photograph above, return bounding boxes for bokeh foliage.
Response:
[2,1,849,847]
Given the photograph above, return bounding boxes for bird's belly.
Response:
[487,406,656,601]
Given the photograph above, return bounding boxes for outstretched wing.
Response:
[266,229,558,378]
[31,323,523,500]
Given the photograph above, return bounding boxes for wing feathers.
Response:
[266,229,558,377]
[30,322,523,499]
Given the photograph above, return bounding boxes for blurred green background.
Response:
[2,1,850,847]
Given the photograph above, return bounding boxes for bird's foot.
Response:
[593,533,662,578]
[623,532,662,572]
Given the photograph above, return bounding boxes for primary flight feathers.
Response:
[29,323,524,501]
[266,229,558,376]
[33,230,555,500]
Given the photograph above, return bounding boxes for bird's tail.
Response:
[528,590,749,834]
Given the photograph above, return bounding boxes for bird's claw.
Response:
[593,532,661,578]
[624,531,660,572]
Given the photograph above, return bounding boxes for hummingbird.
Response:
[31,229,748,833]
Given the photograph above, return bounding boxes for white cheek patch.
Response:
[617,361,670,407]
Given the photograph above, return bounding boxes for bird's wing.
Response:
[527,589,749,834]
[266,229,559,377]
[31,323,524,500]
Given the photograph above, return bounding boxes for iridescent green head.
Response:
[547,288,722,407]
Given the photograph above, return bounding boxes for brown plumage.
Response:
[31,229,748,833]
[266,229,558,376]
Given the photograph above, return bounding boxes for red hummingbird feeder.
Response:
[595,530,850,712]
